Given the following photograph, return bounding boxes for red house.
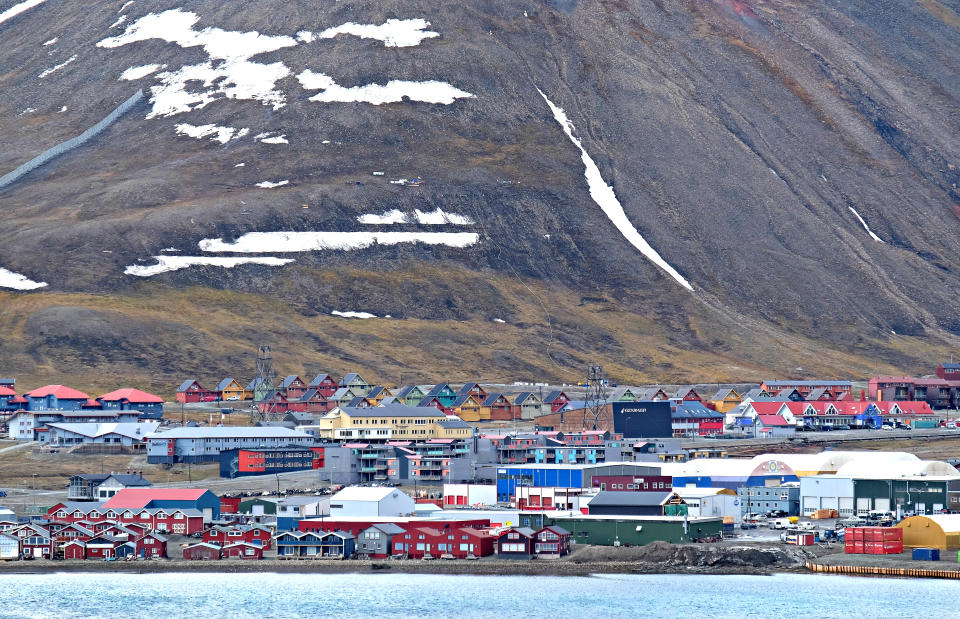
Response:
[533,525,571,558]
[280,376,309,399]
[222,542,263,560]
[182,542,221,560]
[176,379,216,403]
[543,391,571,413]
[390,526,491,559]
[63,540,87,559]
[84,535,123,559]
[299,389,334,414]
[203,525,272,549]
[136,533,168,558]
[308,373,338,398]
[672,387,703,403]
[484,393,515,421]
[458,383,488,403]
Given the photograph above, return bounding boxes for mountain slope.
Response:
[0,0,958,390]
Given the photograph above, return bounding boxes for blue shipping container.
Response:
[912,547,940,561]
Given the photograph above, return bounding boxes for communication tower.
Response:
[250,345,280,423]
[582,364,609,430]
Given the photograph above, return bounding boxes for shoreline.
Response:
[0,558,803,577]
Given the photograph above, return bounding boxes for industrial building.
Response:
[218,446,325,478]
[302,405,473,442]
[800,475,855,517]
[736,484,800,516]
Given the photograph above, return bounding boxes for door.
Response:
[874,498,891,512]
[856,498,870,515]
[838,497,854,516]
[33,547,42,558]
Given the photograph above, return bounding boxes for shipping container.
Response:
[881,527,902,542]
[883,540,903,554]
[912,547,940,561]
[849,527,865,541]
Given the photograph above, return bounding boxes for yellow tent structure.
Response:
[896,515,960,550]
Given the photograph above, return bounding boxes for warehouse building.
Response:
[219,446,325,478]
[853,477,955,516]
[328,487,416,518]
[145,427,313,464]
[542,514,722,545]
[800,475,855,517]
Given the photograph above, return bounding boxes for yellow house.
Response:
[217,378,246,402]
[452,394,484,422]
[305,404,473,442]
[710,388,743,414]
[366,386,393,405]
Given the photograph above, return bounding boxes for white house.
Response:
[329,487,416,518]
[0,532,19,560]
[276,496,330,518]
[673,487,741,523]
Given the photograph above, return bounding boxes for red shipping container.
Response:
[882,528,903,542]
[883,541,903,554]
[845,540,864,554]
[864,527,882,542]
[849,527,865,541]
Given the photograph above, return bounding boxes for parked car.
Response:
[881,424,894,431]
[740,522,758,530]
[796,521,817,530]
[765,510,788,519]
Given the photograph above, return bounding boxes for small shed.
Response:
[182,542,222,560]
[63,540,87,560]
[222,542,264,560]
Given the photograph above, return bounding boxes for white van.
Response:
[771,518,792,530]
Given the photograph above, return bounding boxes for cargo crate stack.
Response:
[844,527,903,555]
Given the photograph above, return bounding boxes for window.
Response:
[416,543,425,551]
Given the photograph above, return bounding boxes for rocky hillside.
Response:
[0,0,958,392]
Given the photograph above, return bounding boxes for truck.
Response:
[770,518,792,530]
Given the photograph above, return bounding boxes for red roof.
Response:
[98,388,164,403]
[0,386,15,397]
[10,396,27,404]
[749,402,786,415]
[757,414,791,426]
[25,385,90,399]
[102,489,209,509]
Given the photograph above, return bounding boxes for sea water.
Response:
[0,572,954,618]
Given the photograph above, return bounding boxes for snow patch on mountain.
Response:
[358,209,410,224]
[119,64,165,80]
[255,180,289,188]
[97,9,297,118]
[414,208,474,225]
[537,88,694,292]
[176,123,248,144]
[199,231,479,253]
[0,267,47,290]
[0,0,48,27]
[125,256,293,277]
[119,1,134,13]
[331,310,379,319]
[318,18,439,48]
[298,70,472,105]
[42,37,57,46]
[109,15,127,29]
[848,207,884,243]
[38,54,77,78]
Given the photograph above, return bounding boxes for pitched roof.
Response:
[543,390,568,403]
[47,422,160,440]
[331,486,409,502]
[103,489,211,509]
[458,383,483,395]
[426,383,453,397]
[309,373,334,386]
[25,385,90,399]
[757,414,791,426]
[145,426,309,439]
[178,379,202,392]
[483,393,507,406]
[281,375,303,389]
[0,386,15,396]
[98,388,163,403]
[217,378,239,391]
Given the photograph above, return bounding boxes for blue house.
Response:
[97,389,164,419]
[25,385,90,411]
[275,530,355,558]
